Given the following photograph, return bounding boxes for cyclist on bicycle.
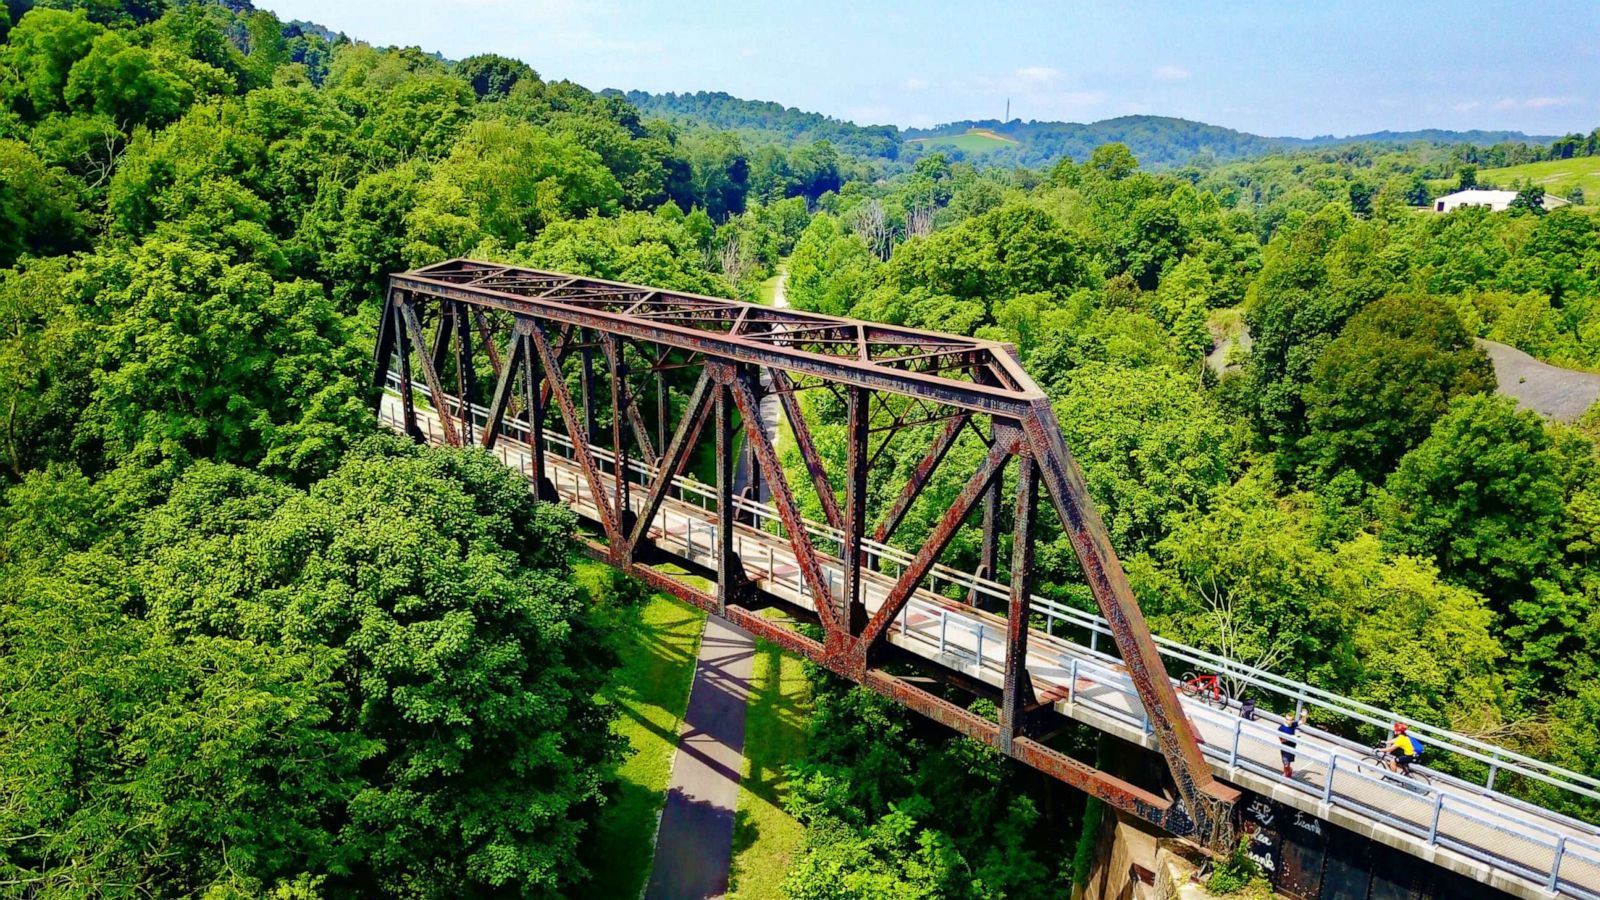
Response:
[1382,723,1419,775]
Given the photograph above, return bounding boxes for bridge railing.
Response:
[377,377,1600,851]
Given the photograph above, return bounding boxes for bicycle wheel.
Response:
[1178,672,1199,700]
[1210,685,1230,709]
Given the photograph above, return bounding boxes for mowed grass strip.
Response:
[728,628,814,900]
[579,559,708,898]
[1476,157,1600,203]
[905,129,1013,154]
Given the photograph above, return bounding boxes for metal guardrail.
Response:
[382,380,1600,896]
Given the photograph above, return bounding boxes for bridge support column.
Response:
[519,325,556,502]
[1000,451,1039,752]
[453,301,476,445]
[715,382,737,616]
[842,385,869,634]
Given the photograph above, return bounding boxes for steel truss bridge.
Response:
[374,260,1600,899]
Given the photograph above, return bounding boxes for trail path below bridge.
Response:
[644,616,757,900]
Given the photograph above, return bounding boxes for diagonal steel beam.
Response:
[769,369,844,531]
[855,437,1011,655]
[1021,398,1239,829]
[400,301,461,447]
[628,369,715,553]
[473,307,503,377]
[870,411,969,547]
[530,321,622,546]
[724,366,838,633]
[393,301,420,439]
[480,329,525,450]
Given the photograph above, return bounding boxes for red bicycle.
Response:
[1178,672,1229,709]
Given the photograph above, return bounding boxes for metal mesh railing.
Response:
[381,380,1600,896]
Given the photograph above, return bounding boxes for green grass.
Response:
[728,626,815,900]
[1475,157,1600,203]
[757,270,784,305]
[905,128,1016,155]
[581,559,708,899]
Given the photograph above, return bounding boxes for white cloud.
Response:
[1453,100,1481,113]
[1153,65,1191,82]
[1014,65,1062,85]
[739,46,758,59]
[1492,96,1576,110]
[901,76,930,92]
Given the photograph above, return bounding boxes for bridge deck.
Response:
[381,390,1600,900]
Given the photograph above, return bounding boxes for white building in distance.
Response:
[1432,188,1570,213]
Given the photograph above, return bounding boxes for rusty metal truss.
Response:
[373,259,1241,844]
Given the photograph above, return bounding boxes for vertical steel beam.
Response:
[519,325,553,501]
[372,288,398,402]
[430,306,451,380]
[715,383,737,615]
[394,301,420,440]
[580,329,598,440]
[976,421,1004,610]
[746,366,763,506]
[656,369,667,454]
[454,301,477,445]
[843,385,870,634]
[1000,452,1039,751]
[605,334,633,557]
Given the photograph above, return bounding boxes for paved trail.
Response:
[643,616,756,900]
[1480,339,1600,422]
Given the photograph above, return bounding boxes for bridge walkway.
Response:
[381,388,1600,900]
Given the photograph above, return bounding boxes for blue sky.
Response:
[260,0,1598,137]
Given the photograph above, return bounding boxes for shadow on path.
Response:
[645,616,756,900]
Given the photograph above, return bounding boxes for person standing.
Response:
[1279,708,1308,778]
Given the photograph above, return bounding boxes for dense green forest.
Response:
[1,0,1599,897]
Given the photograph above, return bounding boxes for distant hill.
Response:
[905,117,1557,169]
[619,90,1557,170]
[616,90,903,160]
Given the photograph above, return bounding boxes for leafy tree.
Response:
[405,120,621,261]
[456,52,535,100]
[0,440,620,896]
[0,256,94,475]
[64,30,194,125]
[0,138,84,265]
[80,238,370,479]
[1051,362,1241,554]
[1511,184,1548,215]
[1,7,101,117]
[1458,163,1477,191]
[1382,395,1567,610]
[1301,294,1493,483]
[1087,141,1138,180]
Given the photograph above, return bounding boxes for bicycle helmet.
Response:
[1393,722,1408,733]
